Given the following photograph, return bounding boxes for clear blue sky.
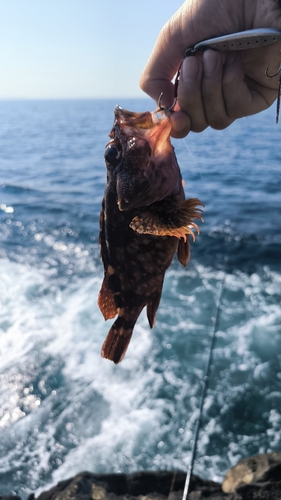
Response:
[0,0,183,99]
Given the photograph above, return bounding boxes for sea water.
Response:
[0,99,280,498]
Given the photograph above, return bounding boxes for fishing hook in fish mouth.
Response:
[157,60,183,112]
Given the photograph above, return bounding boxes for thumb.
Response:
[139,0,227,106]
[139,6,193,107]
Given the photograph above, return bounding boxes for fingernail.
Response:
[203,50,218,76]
[170,111,189,132]
[182,57,200,83]
[170,112,190,138]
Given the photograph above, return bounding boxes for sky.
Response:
[0,0,183,99]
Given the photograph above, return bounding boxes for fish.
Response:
[98,105,204,364]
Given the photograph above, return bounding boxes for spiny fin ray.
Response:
[129,198,204,242]
[177,237,190,267]
[98,276,117,320]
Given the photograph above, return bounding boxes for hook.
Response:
[265,63,281,78]
[265,63,281,124]
[157,92,177,112]
[157,62,183,112]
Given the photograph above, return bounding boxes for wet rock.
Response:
[0,497,22,500]
[35,453,281,500]
[222,451,281,493]
[35,471,221,500]
[3,452,281,500]
[236,480,281,500]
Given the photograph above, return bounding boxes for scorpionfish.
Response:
[98,106,203,363]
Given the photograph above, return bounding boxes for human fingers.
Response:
[221,50,277,118]
[176,55,208,133]
[140,0,246,110]
[201,50,234,130]
[139,8,186,107]
[169,110,191,139]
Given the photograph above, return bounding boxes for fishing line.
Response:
[171,134,226,498]
[181,274,225,500]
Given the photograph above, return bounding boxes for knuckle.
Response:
[139,75,149,93]
[226,105,245,120]
[209,117,234,130]
[191,122,208,133]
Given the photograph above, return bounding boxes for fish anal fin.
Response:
[147,288,162,328]
[129,198,204,241]
[101,316,135,364]
[177,237,190,267]
[98,276,117,320]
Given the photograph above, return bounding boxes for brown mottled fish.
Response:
[98,106,203,364]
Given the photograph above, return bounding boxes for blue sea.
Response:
[0,99,280,498]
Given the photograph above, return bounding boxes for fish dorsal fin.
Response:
[129,198,204,242]
[98,275,118,320]
[177,237,190,267]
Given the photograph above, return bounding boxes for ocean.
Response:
[0,99,280,498]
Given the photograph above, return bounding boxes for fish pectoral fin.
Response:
[98,276,118,320]
[147,287,163,328]
[129,198,204,241]
[177,237,190,267]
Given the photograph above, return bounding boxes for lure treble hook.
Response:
[157,61,183,113]
[265,63,281,124]
[265,62,281,78]
[157,92,177,112]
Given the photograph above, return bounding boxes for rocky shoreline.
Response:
[1,452,281,500]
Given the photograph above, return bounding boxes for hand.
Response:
[139,0,281,137]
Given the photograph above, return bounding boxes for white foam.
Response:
[1,258,281,497]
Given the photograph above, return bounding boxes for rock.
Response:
[35,471,221,500]
[3,452,281,500]
[222,451,281,493]
[0,497,22,500]
[236,480,281,500]
[35,453,281,500]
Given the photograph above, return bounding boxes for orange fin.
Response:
[146,288,162,328]
[129,198,204,242]
[98,276,117,320]
[177,237,190,267]
[101,317,134,364]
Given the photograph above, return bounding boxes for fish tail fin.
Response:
[101,315,135,364]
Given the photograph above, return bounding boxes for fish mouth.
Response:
[113,105,175,209]
[114,105,172,157]
[114,105,153,129]
[114,105,170,129]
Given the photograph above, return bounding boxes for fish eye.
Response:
[104,142,122,166]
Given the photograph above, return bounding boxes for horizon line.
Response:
[0,96,151,101]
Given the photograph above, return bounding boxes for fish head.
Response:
[104,106,182,211]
